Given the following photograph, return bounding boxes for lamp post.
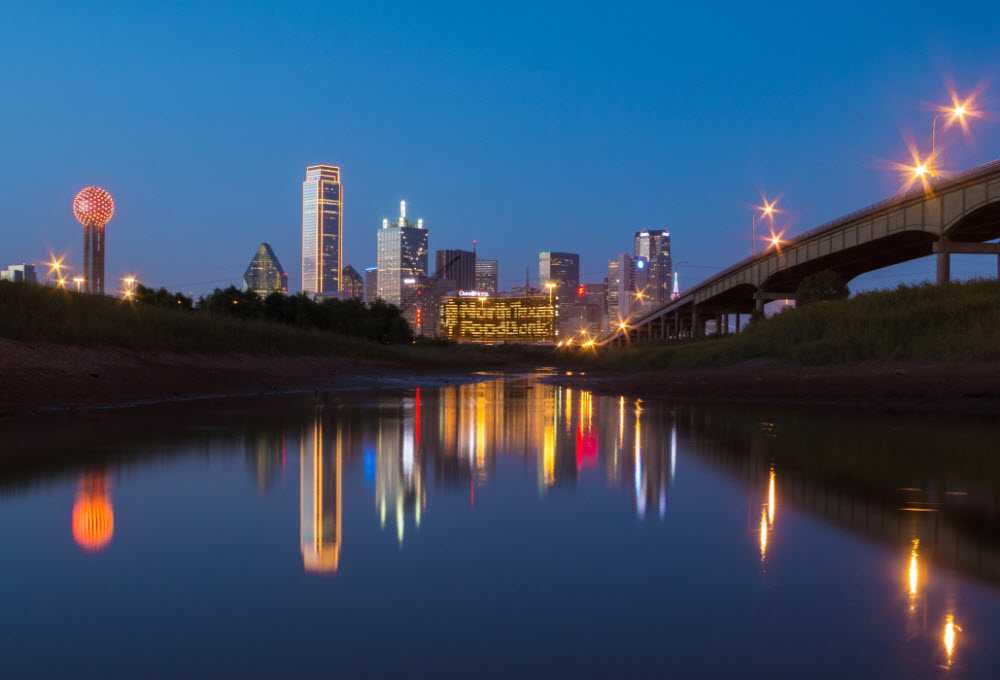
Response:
[751,200,778,256]
[931,105,966,165]
[73,277,84,292]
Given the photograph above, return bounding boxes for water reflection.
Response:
[71,472,114,553]
[300,407,341,573]
[4,376,1000,675]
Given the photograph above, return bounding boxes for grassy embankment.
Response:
[594,279,1000,368]
[0,282,555,367]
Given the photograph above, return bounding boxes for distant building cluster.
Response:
[228,163,678,344]
[1,263,37,284]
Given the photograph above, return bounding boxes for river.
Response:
[1,373,998,678]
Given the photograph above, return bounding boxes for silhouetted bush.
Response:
[196,286,413,344]
[796,270,850,306]
[135,284,194,310]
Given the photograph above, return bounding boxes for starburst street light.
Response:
[73,277,84,292]
[752,198,780,256]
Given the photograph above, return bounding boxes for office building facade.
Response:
[376,201,428,307]
[435,249,476,291]
[365,267,378,303]
[475,259,498,294]
[538,252,580,302]
[1,264,37,284]
[440,295,555,343]
[242,242,288,297]
[633,228,671,306]
[302,165,343,296]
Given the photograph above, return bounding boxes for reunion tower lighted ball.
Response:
[73,186,114,295]
[73,186,115,227]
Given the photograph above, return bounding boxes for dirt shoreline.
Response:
[546,361,1000,414]
[0,338,478,418]
[4,337,1000,417]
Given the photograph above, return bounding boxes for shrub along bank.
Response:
[592,279,1000,368]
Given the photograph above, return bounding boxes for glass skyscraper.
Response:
[376,201,428,306]
[302,165,343,296]
[633,229,671,306]
[539,252,580,302]
[242,242,287,297]
[475,259,498,294]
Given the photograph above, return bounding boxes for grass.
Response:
[593,279,1000,369]
[0,282,563,367]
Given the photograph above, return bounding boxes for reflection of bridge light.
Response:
[909,540,919,596]
[767,468,776,527]
[618,396,625,449]
[944,614,959,667]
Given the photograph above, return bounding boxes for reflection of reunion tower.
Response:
[72,472,114,552]
[73,186,115,294]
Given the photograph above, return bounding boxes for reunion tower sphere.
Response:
[73,186,115,227]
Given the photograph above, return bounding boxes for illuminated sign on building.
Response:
[458,290,490,297]
[441,295,555,343]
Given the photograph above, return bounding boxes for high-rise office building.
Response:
[539,252,580,303]
[242,242,288,297]
[340,265,364,300]
[365,267,378,304]
[633,229,671,305]
[607,253,634,322]
[376,201,428,307]
[435,249,475,291]
[302,165,343,296]
[475,259,498,294]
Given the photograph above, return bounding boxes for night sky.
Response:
[3,1,1000,296]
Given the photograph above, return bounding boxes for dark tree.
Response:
[796,270,850,306]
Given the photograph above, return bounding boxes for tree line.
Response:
[135,284,413,344]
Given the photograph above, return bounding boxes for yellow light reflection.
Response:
[944,614,960,668]
[909,540,919,596]
[767,467,776,527]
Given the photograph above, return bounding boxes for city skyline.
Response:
[3,4,1000,299]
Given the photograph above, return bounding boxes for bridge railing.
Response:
[602,157,1000,341]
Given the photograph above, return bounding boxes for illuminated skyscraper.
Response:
[475,259,498,294]
[633,229,671,305]
[302,165,343,296]
[608,253,634,321]
[539,252,580,302]
[242,242,288,296]
[376,201,428,306]
[301,410,341,573]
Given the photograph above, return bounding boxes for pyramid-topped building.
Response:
[243,242,288,296]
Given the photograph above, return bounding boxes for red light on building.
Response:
[577,286,585,296]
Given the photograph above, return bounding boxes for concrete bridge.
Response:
[599,158,1000,346]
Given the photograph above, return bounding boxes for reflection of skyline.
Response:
[72,471,114,553]
[300,407,341,573]
[376,395,426,544]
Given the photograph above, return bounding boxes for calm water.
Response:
[2,374,1000,678]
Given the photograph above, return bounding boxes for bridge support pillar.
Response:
[937,249,950,285]
[715,313,723,335]
[692,307,701,338]
[735,314,741,333]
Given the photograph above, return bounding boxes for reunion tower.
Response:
[73,186,115,294]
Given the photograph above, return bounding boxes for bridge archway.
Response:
[944,197,1000,242]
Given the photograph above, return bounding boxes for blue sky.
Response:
[3,1,1000,295]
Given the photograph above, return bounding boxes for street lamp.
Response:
[752,199,779,256]
[931,104,967,164]
[73,277,84,292]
